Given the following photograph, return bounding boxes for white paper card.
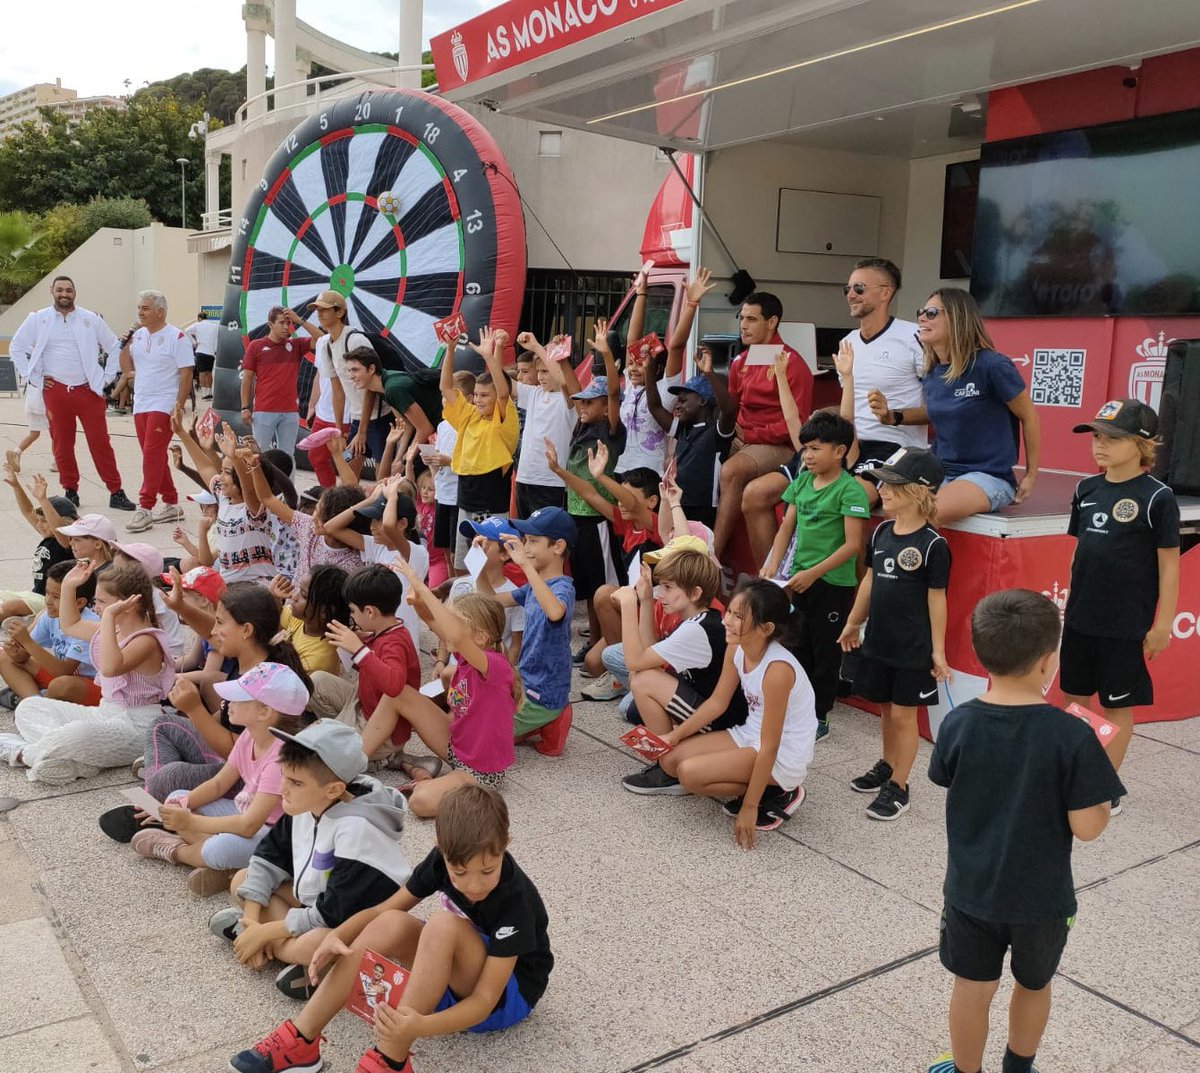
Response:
[121,786,163,821]
[420,679,444,698]
[746,344,780,367]
[626,551,641,587]
[464,545,488,580]
[417,443,438,459]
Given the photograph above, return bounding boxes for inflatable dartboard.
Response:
[214,89,526,415]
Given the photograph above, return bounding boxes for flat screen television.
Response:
[970,108,1200,317]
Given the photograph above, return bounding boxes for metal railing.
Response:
[200,208,233,232]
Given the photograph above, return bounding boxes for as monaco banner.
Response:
[432,0,690,92]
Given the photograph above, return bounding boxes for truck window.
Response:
[607,283,677,353]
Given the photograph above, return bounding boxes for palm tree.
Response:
[0,210,53,306]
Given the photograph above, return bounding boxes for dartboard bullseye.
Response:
[214,89,526,414]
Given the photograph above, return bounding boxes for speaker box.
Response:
[1152,338,1200,495]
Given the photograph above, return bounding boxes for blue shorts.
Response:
[435,972,532,1032]
[948,471,1016,512]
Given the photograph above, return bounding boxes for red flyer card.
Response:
[196,407,219,439]
[344,949,410,1025]
[626,333,665,365]
[434,312,467,344]
[619,725,672,761]
[546,337,572,363]
[1066,703,1120,748]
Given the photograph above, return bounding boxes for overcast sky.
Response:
[2,0,503,98]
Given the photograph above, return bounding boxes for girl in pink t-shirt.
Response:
[130,662,309,897]
[366,558,516,819]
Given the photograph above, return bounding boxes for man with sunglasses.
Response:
[743,259,925,566]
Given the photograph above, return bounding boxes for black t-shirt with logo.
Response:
[862,520,950,670]
[930,699,1125,924]
[405,848,553,1007]
[32,536,73,596]
[1065,472,1180,640]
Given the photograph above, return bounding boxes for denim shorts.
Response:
[948,471,1016,512]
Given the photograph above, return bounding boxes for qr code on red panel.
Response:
[1030,348,1086,407]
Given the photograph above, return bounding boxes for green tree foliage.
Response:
[0,95,224,229]
[139,66,272,124]
[0,210,55,305]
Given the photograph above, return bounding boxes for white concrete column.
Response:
[397,0,423,89]
[204,153,222,222]
[273,0,304,107]
[247,28,267,119]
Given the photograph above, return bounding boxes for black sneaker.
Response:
[851,758,894,794]
[275,963,316,1001]
[572,643,589,666]
[1110,796,1123,817]
[815,719,830,742]
[721,796,744,817]
[63,488,80,507]
[866,780,910,821]
[98,804,163,843]
[621,763,687,796]
[301,484,324,503]
[754,786,806,831]
[108,489,136,511]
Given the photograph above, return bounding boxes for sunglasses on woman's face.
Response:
[842,283,886,296]
[916,306,943,320]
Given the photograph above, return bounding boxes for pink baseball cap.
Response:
[57,513,118,544]
[160,566,225,604]
[297,426,341,451]
[213,662,310,715]
[114,542,164,577]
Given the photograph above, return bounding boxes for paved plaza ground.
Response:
[0,397,1196,1072]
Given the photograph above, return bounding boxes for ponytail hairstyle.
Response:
[261,450,299,509]
[451,592,522,705]
[94,562,159,627]
[302,564,350,635]
[730,578,803,658]
[887,482,939,525]
[218,582,314,696]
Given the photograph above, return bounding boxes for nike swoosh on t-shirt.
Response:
[1079,501,1097,507]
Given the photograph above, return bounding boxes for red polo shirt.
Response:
[243,335,313,413]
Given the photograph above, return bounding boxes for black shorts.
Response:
[1058,625,1153,709]
[433,502,458,551]
[515,482,566,519]
[570,515,618,603]
[939,904,1072,990]
[664,677,746,732]
[194,352,215,374]
[852,438,907,482]
[853,652,939,708]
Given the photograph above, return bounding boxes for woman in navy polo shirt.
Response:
[912,288,1040,524]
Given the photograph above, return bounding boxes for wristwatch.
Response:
[891,409,904,426]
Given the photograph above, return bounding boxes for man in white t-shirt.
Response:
[120,289,195,532]
[511,332,583,518]
[183,310,221,400]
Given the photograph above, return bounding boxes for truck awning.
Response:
[431,0,1200,155]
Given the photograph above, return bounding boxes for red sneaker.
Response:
[229,1019,323,1073]
[533,704,573,756]
[354,1048,413,1073]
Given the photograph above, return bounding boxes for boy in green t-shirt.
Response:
[762,411,868,736]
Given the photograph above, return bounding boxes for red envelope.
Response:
[1066,703,1120,748]
[626,333,665,365]
[196,407,219,439]
[344,949,410,1025]
[619,725,672,761]
[546,338,572,363]
[434,312,467,344]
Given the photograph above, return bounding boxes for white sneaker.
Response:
[151,503,184,523]
[125,508,154,533]
[0,733,26,766]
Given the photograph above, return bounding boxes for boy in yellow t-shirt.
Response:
[442,327,520,572]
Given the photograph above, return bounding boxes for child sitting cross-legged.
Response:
[617,548,748,795]
[208,719,412,1002]
[129,662,310,897]
[651,579,817,848]
[269,564,351,677]
[231,784,552,1073]
[365,556,517,817]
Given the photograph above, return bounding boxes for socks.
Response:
[379,1052,410,1071]
[1001,1046,1036,1073]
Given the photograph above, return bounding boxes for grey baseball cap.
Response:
[269,719,367,783]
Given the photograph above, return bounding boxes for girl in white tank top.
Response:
[659,579,817,848]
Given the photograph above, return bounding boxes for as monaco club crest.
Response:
[1129,331,1171,409]
[451,31,469,82]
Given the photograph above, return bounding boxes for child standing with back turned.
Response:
[927,589,1123,1073]
[838,447,950,821]
[1059,399,1180,813]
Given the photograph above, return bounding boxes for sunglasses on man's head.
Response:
[842,283,887,296]
[916,306,943,320]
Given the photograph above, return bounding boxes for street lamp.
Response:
[176,157,189,228]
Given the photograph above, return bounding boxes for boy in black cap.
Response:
[839,446,950,821]
[1059,398,1180,809]
[927,589,1123,1073]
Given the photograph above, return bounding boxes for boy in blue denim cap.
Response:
[478,507,577,754]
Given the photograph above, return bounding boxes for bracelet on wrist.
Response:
[685,299,700,308]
